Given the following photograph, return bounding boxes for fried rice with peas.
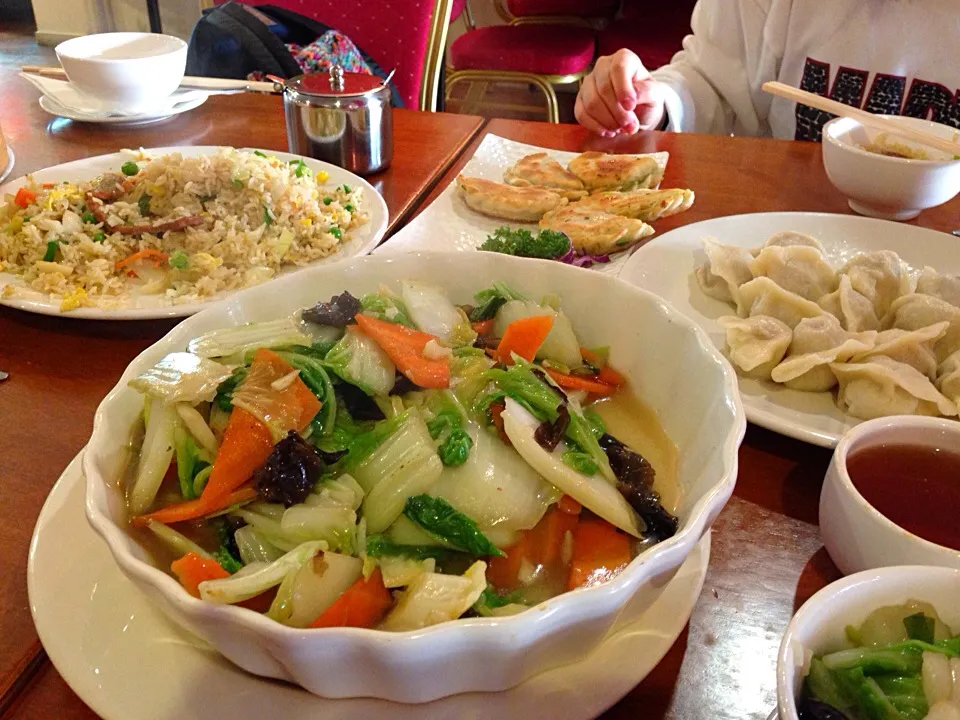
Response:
[0,147,367,311]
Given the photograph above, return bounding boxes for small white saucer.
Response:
[29,451,711,720]
[39,93,207,126]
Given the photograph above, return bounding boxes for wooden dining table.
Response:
[2,85,959,720]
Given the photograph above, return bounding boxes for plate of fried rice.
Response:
[0,146,388,319]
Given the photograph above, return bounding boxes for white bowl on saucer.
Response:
[83,251,746,702]
[55,32,187,114]
[820,415,960,576]
[777,565,960,720]
[822,115,960,221]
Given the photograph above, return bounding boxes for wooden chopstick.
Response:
[21,65,279,94]
[762,81,960,157]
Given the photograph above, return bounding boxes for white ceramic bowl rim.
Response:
[823,116,960,167]
[83,252,745,647]
[777,565,960,720]
[56,32,186,62]
[832,415,960,558]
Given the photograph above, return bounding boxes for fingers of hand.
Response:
[579,72,625,134]
[609,49,649,111]
[575,92,616,137]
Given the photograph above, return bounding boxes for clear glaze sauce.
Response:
[847,443,960,551]
[590,391,680,513]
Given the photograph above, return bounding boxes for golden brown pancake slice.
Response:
[575,188,695,222]
[567,151,664,192]
[456,175,567,222]
[539,205,655,256]
[503,152,587,200]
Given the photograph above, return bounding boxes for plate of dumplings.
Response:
[619,211,960,447]
[380,134,695,275]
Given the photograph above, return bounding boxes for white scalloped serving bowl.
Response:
[83,251,745,702]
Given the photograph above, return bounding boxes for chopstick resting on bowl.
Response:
[21,65,279,94]
[762,81,960,157]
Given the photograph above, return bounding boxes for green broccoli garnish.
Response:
[479,226,571,259]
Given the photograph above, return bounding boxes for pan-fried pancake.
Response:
[539,205,655,255]
[503,152,587,200]
[567,151,664,192]
[456,175,567,222]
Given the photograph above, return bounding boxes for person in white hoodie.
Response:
[575,0,960,142]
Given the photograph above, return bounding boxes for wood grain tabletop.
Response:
[3,107,960,719]
[0,79,482,712]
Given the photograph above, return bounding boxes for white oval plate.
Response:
[618,212,960,447]
[29,451,710,720]
[0,146,388,320]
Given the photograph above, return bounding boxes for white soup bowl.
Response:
[822,115,960,221]
[55,32,187,113]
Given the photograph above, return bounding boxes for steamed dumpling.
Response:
[851,322,948,380]
[735,277,828,328]
[718,315,792,381]
[830,356,958,420]
[884,294,960,363]
[916,266,960,308]
[841,250,911,318]
[749,245,838,301]
[936,349,960,407]
[818,275,880,332]
[770,315,876,392]
[695,238,754,304]
[762,231,825,253]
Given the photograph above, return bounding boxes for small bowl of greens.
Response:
[777,565,960,720]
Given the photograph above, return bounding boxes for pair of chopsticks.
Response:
[21,65,279,94]
[763,81,960,157]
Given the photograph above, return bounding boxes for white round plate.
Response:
[29,451,710,720]
[0,146,388,320]
[619,212,960,447]
[0,145,14,185]
[39,93,207,125]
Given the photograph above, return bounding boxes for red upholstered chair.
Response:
[447,0,611,123]
[596,0,696,70]
[214,0,453,110]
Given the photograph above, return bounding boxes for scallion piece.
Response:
[43,240,58,262]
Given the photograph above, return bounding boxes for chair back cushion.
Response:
[217,0,443,108]
[506,0,618,17]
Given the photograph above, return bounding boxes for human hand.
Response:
[575,49,665,137]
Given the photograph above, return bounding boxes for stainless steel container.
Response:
[282,66,393,176]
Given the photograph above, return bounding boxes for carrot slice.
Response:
[201,407,276,502]
[485,532,534,592]
[496,315,554,364]
[131,485,259,527]
[544,368,617,396]
[558,495,582,516]
[530,506,579,568]
[486,507,578,592]
[596,365,625,386]
[471,319,494,336]
[14,187,37,208]
[567,516,632,591]
[309,569,393,629]
[171,552,230,598]
[353,313,450,388]
[251,348,322,430]
[115,248,169,270]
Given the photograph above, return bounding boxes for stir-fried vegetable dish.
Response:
[123,279,678,632]
[801,602,960,720]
